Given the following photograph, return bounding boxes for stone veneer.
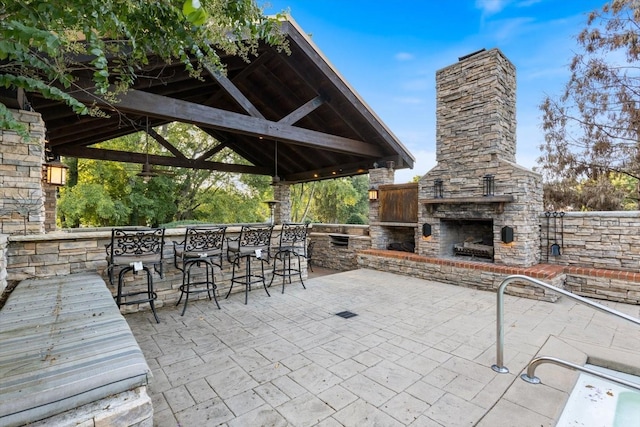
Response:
[0,109,47,236]
[273,184,291,224]
[368,166,397,250]
[417,48,542,267]
[0,234,7,293]
[4,226,309,313]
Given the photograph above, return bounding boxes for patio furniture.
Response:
[226,224,274,304]
[106,227,165,323]
[173,226,226,315]
[306,240,315,272]
[269,223,309,293]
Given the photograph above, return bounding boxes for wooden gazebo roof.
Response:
[27,16,415,184]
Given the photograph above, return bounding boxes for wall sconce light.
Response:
[42,157,68,186]
[368,187,379,201]
[501,226,514,244]
[483,174,495,196]
[433,179,443,199]
[422,223,432,237]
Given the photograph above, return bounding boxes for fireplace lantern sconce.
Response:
[483,174,495,196]
[422,223,432,237]
[501,226,514,244]
[368,187,379,201]
[433,179,444,199]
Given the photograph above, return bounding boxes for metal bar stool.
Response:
[173,226,226,315]
[106,227,165,323]
[269,223,309,293]
[225,224,274,304]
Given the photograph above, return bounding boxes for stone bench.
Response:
[0,273,153,426]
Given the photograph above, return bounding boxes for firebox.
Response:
[440,219,493,261]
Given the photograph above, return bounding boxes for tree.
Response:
[539,0,640,210]
[0,0,286,136]
[311,178,362,224]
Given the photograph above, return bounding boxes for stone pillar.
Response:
[0,109,46,235]
[273,184,291,224]
[368,166,395,250]
[43,185,58,232]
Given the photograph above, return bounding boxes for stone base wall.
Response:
[308,224,369,271]
[5,227,308,313]
[28,386,152,427]
[357,249,566,302]
[564,266,640,304]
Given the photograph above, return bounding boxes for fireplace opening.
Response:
[440,219,494,261]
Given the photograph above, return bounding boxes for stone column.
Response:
[368,165,395,249]
[0,109,46,235]
[273,184,291,224]
[43,185,58,232]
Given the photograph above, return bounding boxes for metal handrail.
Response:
[521,356,640,392]
[491,274,640,374]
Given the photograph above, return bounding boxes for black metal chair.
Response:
[173,226,226,315]
[226,224,274,304]
[106,227,165,323]
[306,240,315,273]
[269,223,309,293]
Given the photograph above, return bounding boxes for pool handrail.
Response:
[491,274,640,374]
[521,356,640,392]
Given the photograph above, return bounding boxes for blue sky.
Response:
[262,0,606,183]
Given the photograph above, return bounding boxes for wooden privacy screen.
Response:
[379,183,418,223]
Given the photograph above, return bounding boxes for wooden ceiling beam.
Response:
[278,95,324,125]
[70,87,383,157]
[147,128,188,160]
[206,66,265,119]
[54,146,270,174]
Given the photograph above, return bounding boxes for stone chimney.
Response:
[417,48,543,267]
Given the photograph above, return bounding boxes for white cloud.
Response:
[475,0,510,16]
[395,52,414,61]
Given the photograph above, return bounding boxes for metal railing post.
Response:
[491,274,640,374]
[521,356,640,392]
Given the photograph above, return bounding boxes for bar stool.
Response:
[173,226,226,315]
[269,223,309,293]
[225,224,274,304]
[106,227,165,323]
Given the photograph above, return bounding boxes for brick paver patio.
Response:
[125,269,640,426]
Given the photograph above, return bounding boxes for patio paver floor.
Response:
[125,269,640,427]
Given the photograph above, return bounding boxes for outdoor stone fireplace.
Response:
[417,48,543,267]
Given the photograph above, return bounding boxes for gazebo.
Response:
[0,15,414,232]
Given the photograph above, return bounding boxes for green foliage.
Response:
[58,183,130,227]
[0,0,287,132]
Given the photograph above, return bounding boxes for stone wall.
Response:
[309,224,369,271]
[0,234,7,294]
[357,249,566,302]
[4,226,309,313]
[0,109,46,235]
[540,211,640,270]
